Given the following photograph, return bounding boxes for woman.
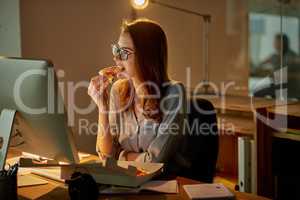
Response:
[88,19,186,173]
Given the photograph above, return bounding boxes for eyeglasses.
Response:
[111,44,134,61]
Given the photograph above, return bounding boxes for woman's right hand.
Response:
[88,74,110,111]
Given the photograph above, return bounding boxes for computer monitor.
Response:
[0,57,79,167]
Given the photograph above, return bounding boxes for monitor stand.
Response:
[0,109,17,170]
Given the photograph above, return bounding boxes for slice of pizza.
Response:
[98,66,133,108]
[98,66,125,83]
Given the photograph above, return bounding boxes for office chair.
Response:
[179,97,219,183]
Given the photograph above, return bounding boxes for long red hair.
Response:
[121,19,169,121]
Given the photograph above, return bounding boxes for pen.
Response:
[8,164,19,176]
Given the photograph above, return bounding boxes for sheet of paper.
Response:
[18,174,48,187]
[100,186,140,194]
[18,167,32,175]
[99,180,178,194]
[141,180,178,193]
[30,167,63,182]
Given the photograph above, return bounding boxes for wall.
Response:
[0,0,21,56]
[20,0,249,153]
[135,0,249,93]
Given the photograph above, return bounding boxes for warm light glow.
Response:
[131,0,149,10]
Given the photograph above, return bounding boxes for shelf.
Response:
[218,114,255,136]
[273,132,300,142]
[196,95,281,113]
[268,103,300,118]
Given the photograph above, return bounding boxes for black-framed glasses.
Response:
[111,44,134,61]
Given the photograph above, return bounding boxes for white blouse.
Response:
[97,81,186,165]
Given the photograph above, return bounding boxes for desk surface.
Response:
[17,175,270,200]
[196,95,281,112]
[267,102,300,117]
[7,151,269,200]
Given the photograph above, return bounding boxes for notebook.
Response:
[183,183,235,200]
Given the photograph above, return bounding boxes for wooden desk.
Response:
[268,103,300,118]
[8,150,269,200]
[196,95,282,113]
[17,174,270,200]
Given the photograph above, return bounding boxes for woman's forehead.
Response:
[118,32,134,48]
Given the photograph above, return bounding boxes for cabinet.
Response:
[256,103,300,199]
[198,95,280,191]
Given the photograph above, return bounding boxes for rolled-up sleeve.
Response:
[135,83,186,163]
